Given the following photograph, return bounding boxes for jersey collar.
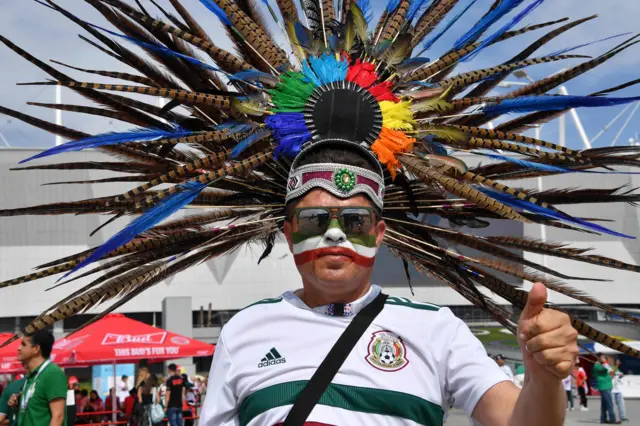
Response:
[282,285,381,317]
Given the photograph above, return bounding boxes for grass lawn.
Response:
[470,326,520,349]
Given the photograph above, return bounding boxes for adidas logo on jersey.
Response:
[258,347,286,368]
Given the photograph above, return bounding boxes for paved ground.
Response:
[444,397,638,425]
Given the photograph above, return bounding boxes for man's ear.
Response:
[283,220,294,253]
[375,219,386,248]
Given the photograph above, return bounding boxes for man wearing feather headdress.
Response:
[3,0,640,424]
[199,138,579,426]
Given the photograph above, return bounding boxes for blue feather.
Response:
[460,0,545,62]
[308,54,349,85]
[478,188,635,239]
[547,33,632,57]
[397,57,431,74]
[199,0,233,26]
[386,0,402,13]
[90,24,223,74]
[483,153,640,175]
[422,0,479,51]
[356,0,373,23]
[302,60,322,87]
[483,95,640,115]
[265,113,311,160]
[21,128,190,164]
[59,181,208,280]
[483,153,570,173]
[454,0,527,51]
[408,0,434,22]
[294,22,314,49]
[216,122,256,134]
[229,70,279,86]
[231,130,272,158]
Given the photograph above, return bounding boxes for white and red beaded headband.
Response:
[286,140,385,209]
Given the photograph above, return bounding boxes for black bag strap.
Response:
[282,292,388,426]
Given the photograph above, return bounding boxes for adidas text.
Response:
[258,347,286,368]
[258,358,287,368]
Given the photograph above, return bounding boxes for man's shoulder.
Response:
[384,296,441,313]
[7,378,25,392]
[43,362,66,379]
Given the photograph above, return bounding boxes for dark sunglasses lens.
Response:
[339,208,373,235]
[298,209,331,236]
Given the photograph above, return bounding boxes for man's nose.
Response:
[323,227,346,244]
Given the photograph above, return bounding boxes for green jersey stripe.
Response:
[239,380,443,426]
[386,297,440,311]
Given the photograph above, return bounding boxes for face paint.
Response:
[292,217,377,267]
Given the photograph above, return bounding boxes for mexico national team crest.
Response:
[365,330,409,372]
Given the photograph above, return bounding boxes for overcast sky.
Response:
[0,0,639,150]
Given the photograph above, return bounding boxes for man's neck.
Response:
[299,281,371,308]
[25,356,46,374]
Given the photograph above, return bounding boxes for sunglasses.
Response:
[294,207,376,239]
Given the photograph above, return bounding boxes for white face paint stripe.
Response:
[292,230,377,259]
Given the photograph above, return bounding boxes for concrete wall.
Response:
[1,148,639,321]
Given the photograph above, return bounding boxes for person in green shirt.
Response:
[15,329,67,426]
[593,353,619,424]
[0,377,26,426]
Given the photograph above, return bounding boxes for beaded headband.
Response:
[286,140,385,209]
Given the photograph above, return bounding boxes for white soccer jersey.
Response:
[200,285,509,426]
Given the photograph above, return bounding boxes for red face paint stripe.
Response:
[293,247,375,267]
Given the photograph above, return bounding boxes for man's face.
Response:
[496,358,505,367]
[284,189,386,293]
[17,336,39,363]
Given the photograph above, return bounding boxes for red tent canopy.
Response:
[0,333,73,373]
[57,314,214,365]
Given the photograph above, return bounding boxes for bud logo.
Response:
[102,332,167,345]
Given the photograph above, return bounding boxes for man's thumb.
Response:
[520,282,547,321]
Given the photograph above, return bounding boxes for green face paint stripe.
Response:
[328,217,341,229]
[347,234,377,247]
[238,380,444,426]
[292,232,314,245]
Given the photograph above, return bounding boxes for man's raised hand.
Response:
[518,282,579,381]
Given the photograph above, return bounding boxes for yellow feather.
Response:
[380,100,415,130]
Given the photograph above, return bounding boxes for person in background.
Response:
[15,330,67,426]
[123,389,137,426]
[494,354,514,383]
[513,364,525,389]
[593,353,619,424]
[137,375,158,426]
[575,359,589,412]
[118,375,130,405]
[65,377,78,426]
[612,358,628,422]
[156,376,166,409]
[88,390,104,423]
[105,387,122,420]
[562,375,574,411]
[165,364,185,426]
[77,390,89,414]
[136,368,150,392]
[0,376,26,426]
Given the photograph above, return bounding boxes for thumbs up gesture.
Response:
[518,283,579,381]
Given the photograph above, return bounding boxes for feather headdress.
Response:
[1,0,640,357]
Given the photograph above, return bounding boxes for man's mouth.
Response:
[294,247,375,267]
[315,247,354,259]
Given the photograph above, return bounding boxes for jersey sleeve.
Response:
[0,383,12,416]
[438,308,510,416]
[44,367,69,402]
[200,331,240,426]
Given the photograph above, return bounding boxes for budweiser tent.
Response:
[57,314,214,364]
[0,333,73,373]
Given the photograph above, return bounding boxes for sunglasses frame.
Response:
[293,206,378,238]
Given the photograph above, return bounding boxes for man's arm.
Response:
[199,331,238,426]
[49,399,65,426]
[165,389,171,409]
[472,283,578,426]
